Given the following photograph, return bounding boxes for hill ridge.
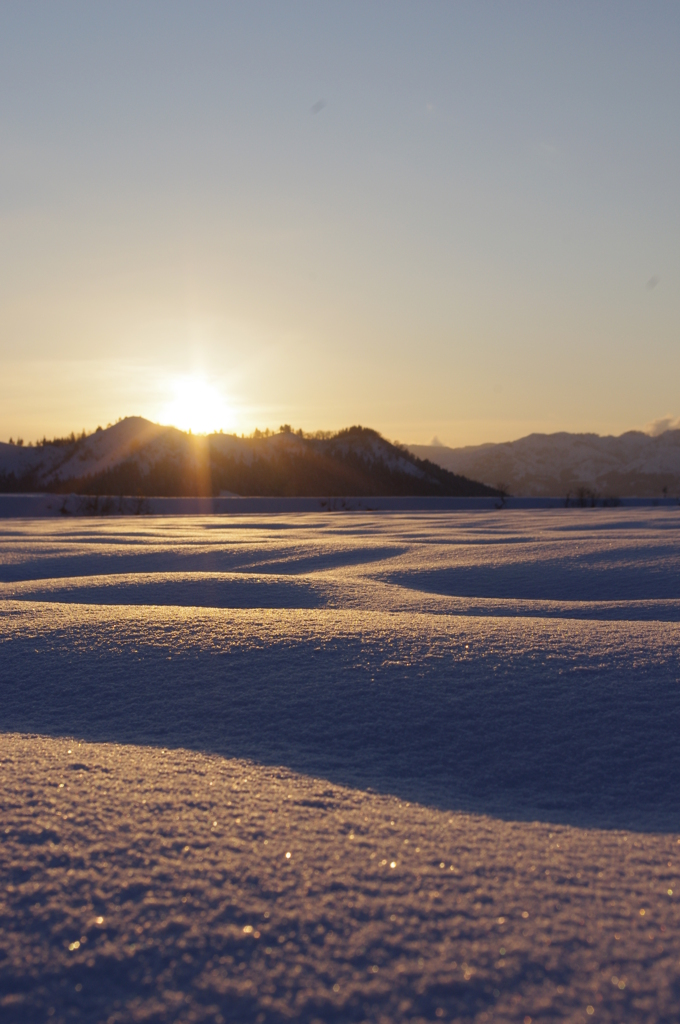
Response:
[409,429,680,498]
[0,417,498,498]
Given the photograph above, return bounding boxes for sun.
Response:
[160,375,234,434]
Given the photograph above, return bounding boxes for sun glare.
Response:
[160,375,234,434]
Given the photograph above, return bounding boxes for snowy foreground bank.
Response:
[1,510,680,1023]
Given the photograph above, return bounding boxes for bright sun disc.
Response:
[161,375,233,434]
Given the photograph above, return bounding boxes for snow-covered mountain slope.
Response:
[409,429,680,498]
[0,417,497,497]
[0,418,169,485]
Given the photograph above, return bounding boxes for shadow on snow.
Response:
[2,609,679,835]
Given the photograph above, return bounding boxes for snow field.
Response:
[1,510,680,1022]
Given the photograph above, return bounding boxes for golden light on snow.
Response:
[160,374,235,434]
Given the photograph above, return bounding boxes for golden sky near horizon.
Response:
[1,2,679,447]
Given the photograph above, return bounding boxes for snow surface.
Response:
[1,510,680,1022]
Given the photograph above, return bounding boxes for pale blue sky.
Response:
[1,1,678,443]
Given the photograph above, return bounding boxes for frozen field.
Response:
[1,509,680,1023]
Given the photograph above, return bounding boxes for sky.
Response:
[1,1,679,447]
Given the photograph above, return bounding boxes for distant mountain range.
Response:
[0,417,498,498]
[409,430,680,499]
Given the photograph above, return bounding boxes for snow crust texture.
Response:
[1,510,680,1023]
[2,735,680,1024]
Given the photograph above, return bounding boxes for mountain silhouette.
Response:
[0,418,498,498]
[410,429,680,499]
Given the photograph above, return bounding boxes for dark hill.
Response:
[0,419,499,498]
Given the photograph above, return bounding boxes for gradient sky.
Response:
[1,1,679,446]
